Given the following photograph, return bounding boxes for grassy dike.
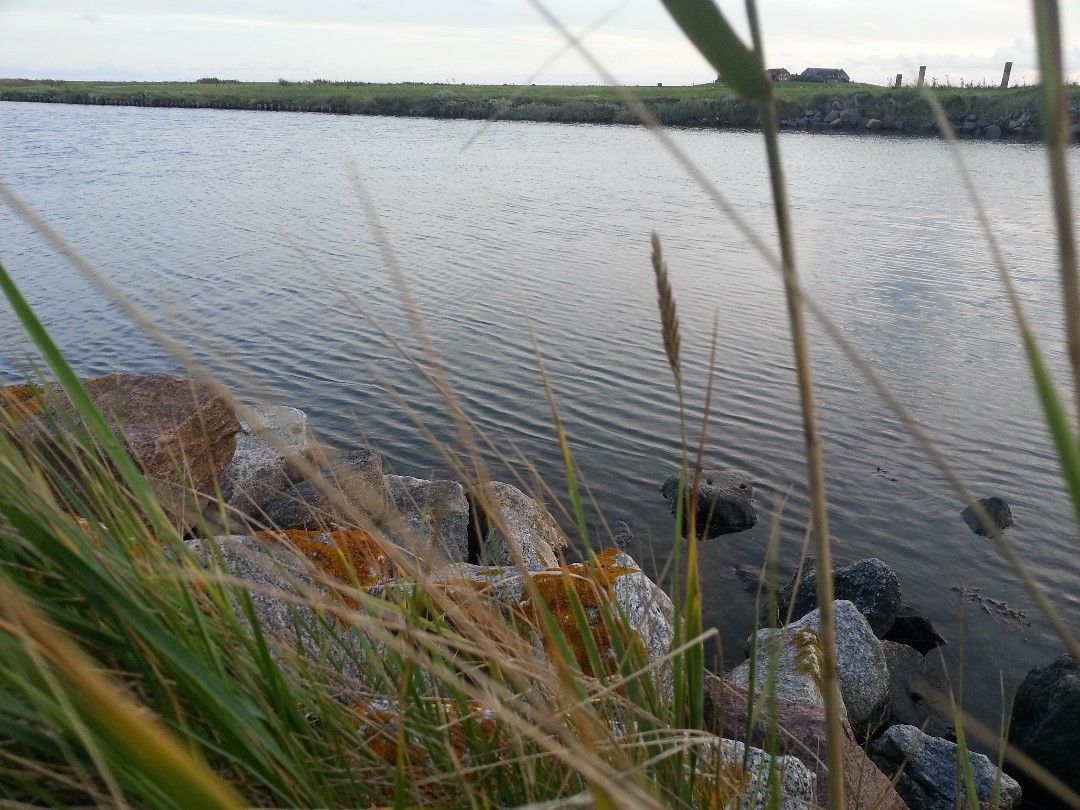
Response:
[2,78,1076,138]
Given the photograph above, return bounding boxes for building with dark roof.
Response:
[795,67,850,83]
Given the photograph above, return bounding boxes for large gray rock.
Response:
[418,549,673,694]
[732,600,890,737]
[706,738,816,809]
[383,474,470,564]
[659,469,757,537]
[260,448,385,530]
[183,535,367,678]
[882,640,955,740]
[468,481,565,571]
[871,724,1022,810]
[705,675,907,809]
[1008,654,1080,802]
[777,557,902,637]
[220,402,312,515]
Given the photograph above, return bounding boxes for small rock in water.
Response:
[961,496,1014,537]
[610,520,633,549]
[776,557,902,638]
[659,469,757,538]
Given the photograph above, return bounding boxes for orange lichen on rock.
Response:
[519,546,639,677]
[0,384,44,422]
[350,696,497,766]
[254,528,394,587]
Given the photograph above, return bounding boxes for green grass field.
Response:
[0,78,1068,135]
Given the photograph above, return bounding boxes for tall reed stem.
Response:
[746,3,845,807]
[1032,0,1080,431]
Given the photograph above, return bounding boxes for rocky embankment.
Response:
[3,80,1079,142]
[3,371,1078,808]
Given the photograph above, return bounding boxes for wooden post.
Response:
[917,66,926,87]
[1000,61,1013,88]
[894,73,903,88]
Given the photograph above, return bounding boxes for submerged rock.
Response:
[1008,654,1080,803]
[961,496,1014,537]
[870,724,1022,810]
[468,481,565,571]
[705,675,906,809]
[776,557,902,637]
[659,469,757,537]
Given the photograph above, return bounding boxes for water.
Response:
[2,100,1079,735]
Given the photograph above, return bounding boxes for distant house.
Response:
[795,67,850,83]
[765,68,791,82]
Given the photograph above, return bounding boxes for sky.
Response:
[1,0,1078,87]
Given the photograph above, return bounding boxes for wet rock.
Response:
[985,123,1003,139]
[733,600,890,737]
[384,475,470,564]
[659,469,757,537]
[865,118,884,131]
[870,724,1022,810]
[1007,654,1080,802]
[261,448,385,530]
[220,402,312,516]
[883,602,947,653]
[468,481,565,571]
[882,640,955,739]
[961,496,1014,536]
[777,557,902,637]
[705,675,906,809]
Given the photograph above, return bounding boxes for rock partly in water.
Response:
[733,600,890,737]
[22,373,240,523]
[659,469,757,537]
[259,448,386,530]
[776,557,902,637]
[883,601,947,654]
[882,640,955,740]
[704,675,907,809]
[961,496,1014,537]
[468,481,565,571]
[870,724,1022,810]
[219,402,313,518]
[610,520,634,549]
[1007,654,1080,804]
[384,474,470,564]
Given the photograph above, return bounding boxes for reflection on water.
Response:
[2,100,1078,734]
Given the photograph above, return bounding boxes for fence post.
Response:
[1000,61,1013,88]
[917,66,927,87]
[894,73,903,88]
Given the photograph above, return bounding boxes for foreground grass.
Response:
[0,77,1072,135]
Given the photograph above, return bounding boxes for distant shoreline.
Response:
[2,79,1076,141]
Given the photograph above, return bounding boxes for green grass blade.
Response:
[658,0,769,100]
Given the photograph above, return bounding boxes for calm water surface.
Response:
[2,101,1079,734]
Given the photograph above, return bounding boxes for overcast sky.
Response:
[1,1,1078,87]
